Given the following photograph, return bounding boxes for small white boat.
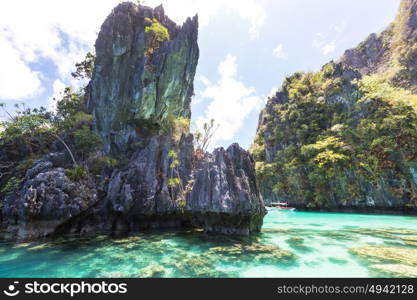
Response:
[269,202,296,211]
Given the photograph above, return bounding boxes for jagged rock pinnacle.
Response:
[87,2,199,153]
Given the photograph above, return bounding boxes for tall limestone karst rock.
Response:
[252,0,417,211]
[87,3,199,154]
[1,2,265,240]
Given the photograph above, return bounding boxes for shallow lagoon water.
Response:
[1,209,417,278]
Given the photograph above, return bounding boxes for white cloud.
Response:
[48,79,66,112]
[0,35,42,100]
[273,44,287,60]
[321,41,337,55]
[145,0,268,39]
[0,0,268,103]
[313,36,337,56]
[0,0,123,102]
[331,22,347,34]
[195,54,263,149]
[312,22,346,56]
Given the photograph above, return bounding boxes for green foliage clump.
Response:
[249,141,265,162]
[65,166,88,182]
[0,104,54,159]
[0,52,100,197]
[134,115,189,143]
[53,87,93,131]
[71,52,95,80]
[160,115,190,141]
[1,177,22,195]
[144,18,170,58]
[251,63,417,208]
[168,177,181,188]
[358,75,417,111]
[145,18,170,42]
[167,149,187,208]
[73,125,102,159]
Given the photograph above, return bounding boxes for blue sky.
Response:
[0,0,400,150]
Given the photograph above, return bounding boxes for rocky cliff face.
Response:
[251,0,417,211]
[187,144,264,235]
[3,154,98,240]
[87,2,199,154]
[1,2,265,240]
[341,0,417,92]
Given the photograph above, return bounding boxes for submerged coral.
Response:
[138,264,167,278]
[369,264,417,278]
[208,243,296,265]
[350,246,417,266]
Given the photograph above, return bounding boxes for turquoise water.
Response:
[1,209,417,278]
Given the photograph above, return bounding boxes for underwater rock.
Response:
[208,243,296,265]
[138,264,166,278]
[101,271,131,278]
[208,243,279,256]
[255,250,295,264]
[173,254,225,277]
[286,237,304,246]
[262,228,291,234]
[327,257,348,265]
[401,236,417,242]
[401,236,417,247]
[404,241,417,247]
[286,237,313,252]
[350,246,417,266]
[351,228,417,242]
[369,264,417,278]
[112,236,142,244]
[27,243,54,251]
[321,231,360,241]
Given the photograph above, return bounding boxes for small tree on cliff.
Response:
[193,119,219,160]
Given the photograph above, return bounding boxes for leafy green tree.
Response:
[71,52,95,80]
[73,125,102,160]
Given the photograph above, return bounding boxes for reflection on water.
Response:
[0,209,417,278]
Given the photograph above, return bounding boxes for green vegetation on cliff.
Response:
[252,1,417,210]
[0,53,101,201]
[144,17,170,59]
[340,0,417,92]
[251,61,417,208]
